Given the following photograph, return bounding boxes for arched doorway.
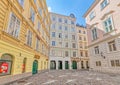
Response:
[58,61,62,70]
[0,54,13,76]
[22,58,27,73]
[65,61,69,69]
[72,61,77,69]
[81,61,84,69]
[86,61,89,69]
[50,60,56,70]
[32,60,38,74]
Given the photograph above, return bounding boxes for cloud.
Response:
[48,7,52,12]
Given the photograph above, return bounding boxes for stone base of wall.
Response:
[0,70,49,85]
[0,72,32,85]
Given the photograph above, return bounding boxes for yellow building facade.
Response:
[0,0,50,84]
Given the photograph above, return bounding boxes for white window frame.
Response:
[7,12,21,38]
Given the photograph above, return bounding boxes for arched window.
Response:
[0,54,13,76]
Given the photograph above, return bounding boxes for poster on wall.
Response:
[0,61,12,76]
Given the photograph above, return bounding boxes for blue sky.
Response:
[46,0,95,26]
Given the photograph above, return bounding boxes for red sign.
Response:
[0,62,8,73]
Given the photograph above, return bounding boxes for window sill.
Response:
[92,37,99,42]
[2,31,20,42]
[24,43,33,49]
[103,29,116,36]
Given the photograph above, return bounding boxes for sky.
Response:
[46,0,95,26]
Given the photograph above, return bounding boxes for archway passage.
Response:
[50,60,56,70]
[65,61,69,69]
[72,61,77,69]
[58,61,62,70]
[0,54,13,76]
[32,60,38,74]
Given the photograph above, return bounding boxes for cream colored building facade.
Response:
[49,13,78,70]
[76,25,89,69]
[0,0,50,84]
[84,0,120,73]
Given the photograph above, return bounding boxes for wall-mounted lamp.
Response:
[100,52,105,59]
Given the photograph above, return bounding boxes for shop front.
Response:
[0,53,13,76]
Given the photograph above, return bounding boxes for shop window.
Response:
[22,58,27,73]
[0,54,13,76]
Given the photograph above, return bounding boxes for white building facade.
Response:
[49,13,78,70]
[84,0,120,73]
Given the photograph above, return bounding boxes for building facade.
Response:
[49,13,78,70]
[0,0,50,84]
[84,0,120,73]
[75,25,89,69]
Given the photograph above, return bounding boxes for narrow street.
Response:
[7,70,120,85]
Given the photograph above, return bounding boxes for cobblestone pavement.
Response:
[7,70,120,85]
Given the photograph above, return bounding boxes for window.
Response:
[65,34,68,39]
[108,40,116,51]
[58,18,62,22]
[26,30,32,47]
[79,30,81,33]
[0,54,13,76]
[73,52,76,57]
[36,38,40,51]
[30,8,35,22]
[79,37,82,40]
[71,21,74,25]
[92,28,97,40]
[72,35,75,40]
[96,61,101,66]
[85,51,88,57]
[71,27,75,32]
[65,26,68,31]
[89,11,95,20]
[58,33,62,38]
[7,13,20,38]
[64,19,67,23]
[37,21,40,31]
[101,0,109,10]
[34,0,36,4]
[59,25,62,30]
[65,51,69,57]
[38,7,42,16]
[72,43,76,48]
[103,17,114,33]
[79,43,83,48]
[52,24,55,29]
[83,31,86,34]
[111,60,120,67]
[80,51,83,56]
[52,41,56,46]
[84,37,86,41]
[18,0,24,7]
[52,16,56,21]
[94,46,99,54]
[52,32,55,37]
[65,42,68,48]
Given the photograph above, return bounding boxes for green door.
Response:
[72,61,77,69]
[65,61,69,69]
[32,60,38,74]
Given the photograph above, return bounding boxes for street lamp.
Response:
[100,52,106,59]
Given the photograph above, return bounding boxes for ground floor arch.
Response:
[32,60,38,74]
[50,60,56,70]
[65,61,69,69]
[72,61,77,69]
[0,53,14,76]
[58,61,62,70]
